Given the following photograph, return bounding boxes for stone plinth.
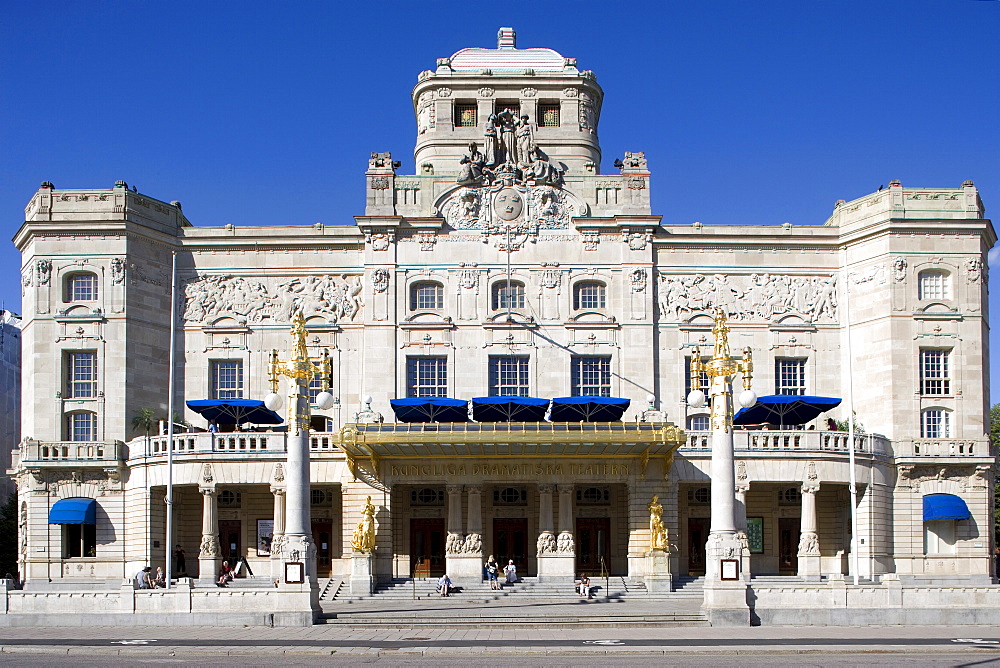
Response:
[536,554,575,583]
[644,549,672,593]
[446,554,483,580]
[350,553,374,595]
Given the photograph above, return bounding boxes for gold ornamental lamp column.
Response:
[687,308,756,584]
[265,312,333,585]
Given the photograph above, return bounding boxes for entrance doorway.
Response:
[576,517,610,575]
[218,519,242,563]
[687,518,709,575]
[492,518,528,573]
[410,518,445,578]
[312,520,333,578]
[779,518,799,575]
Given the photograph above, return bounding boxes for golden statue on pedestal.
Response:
[351,496,376,553]
[648,494,667,551]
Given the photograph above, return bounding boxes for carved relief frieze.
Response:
[416,92,436,134]
[892,257,907,283]
[629,268,647,293]
[183,274,364,324]
[372,268,390,293]
[656,273,838,323]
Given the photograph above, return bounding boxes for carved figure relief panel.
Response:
[657,273,838,323]
[183,274,364,324]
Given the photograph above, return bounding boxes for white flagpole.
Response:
[165,251,178,588]
[843,267,860,586]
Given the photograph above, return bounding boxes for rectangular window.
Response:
[684,356,710,396]
[411,282,444,310]
[69,274,98,301]
[308,376,325,404]
[924,519,956,555]
[489,356,529,396]
[687,415,710,430]
[539,103,560,127]
[406,356,448,397]
[774,358,806,396]
[918,271,950,300]
[921,409,951,438]
[919,349,950,395]
[211,360,244,400]
[67,412,97,441]
[454,103,477,128]
[62,523,97,559]
[571,356,611,396]
[66,352,97,398]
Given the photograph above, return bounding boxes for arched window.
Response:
[492,280,525,310]
[65,272,99,302]
[66,411,97,441]
[573,281,606,310]
[921,409,951,438]
[918,270,950,300]
[687,415,710,431]
[410,281,444,310]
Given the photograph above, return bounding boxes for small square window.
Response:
[539,103,560,127]
[454,103,477,127]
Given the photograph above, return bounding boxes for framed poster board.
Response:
[720,558,739,581]
[746,517,764,554]
[284,561,304,584]
[256,519,274,556]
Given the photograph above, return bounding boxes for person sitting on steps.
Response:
[575,574,591,598]
[437,573,452,597]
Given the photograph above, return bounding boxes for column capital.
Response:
[801,484,819,495]
[446,483,463,494]
[270,486,286,496]
[199,487,216,497]
[538,484,555,495]
[557,483,574,494]
[465,485,483,495]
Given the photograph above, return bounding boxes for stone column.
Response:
[446,485,482,579]
[270,486,286,578]
[536,484,572,580]
[197,488,220,583]
[735,483,751,579]
[556,484,575,557]
[797,484,821,580]
[281,378,316,586]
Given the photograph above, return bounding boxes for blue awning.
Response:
[923,494,971,522]
[390,398,469,423]
[186,399,284,425]
[471,396,550,422]
[549,396,630,422]
[49,498,97,525]
[734,395,842,427]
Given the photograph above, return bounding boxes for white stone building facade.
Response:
[8,28,996,600]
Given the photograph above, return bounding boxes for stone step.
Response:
[317,613,710,628]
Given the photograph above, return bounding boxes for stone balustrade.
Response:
[130,432,343,459]
[681,430,892,457]
[895,438,991,458]
[15,439,124,465]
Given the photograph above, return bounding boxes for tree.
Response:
[130,408,157,439]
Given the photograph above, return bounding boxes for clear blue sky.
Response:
[2,1,998,398]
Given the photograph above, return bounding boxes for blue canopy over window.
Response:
[390,398,469,423]
[186,399,283,425]
[923,493,971,522]
[49,498,97,525]
[549,396,630,422]
[733,395,842,427]
[471,396,550,422]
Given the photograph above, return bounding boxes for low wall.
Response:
[0,581,316,627]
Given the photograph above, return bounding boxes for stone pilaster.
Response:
[797,483,821,580]
[735,483,751,579]
[536,483,572,580]
[270,486,286,579]
[197,487,220,583]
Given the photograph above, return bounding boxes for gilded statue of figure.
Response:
[648,495,667,551]
[351,496,376,553]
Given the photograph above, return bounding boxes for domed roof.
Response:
[448,47,569,73]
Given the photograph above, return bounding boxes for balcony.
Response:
[15,439,125,467]
[129,432,342,460]
[895,438,992,459]
[681,430,892,458]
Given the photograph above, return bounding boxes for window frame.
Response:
[453,102,477,128]
[488,355,530,397]
[66,411,97,442]
[406,356,448,398]
[211,360,244,400]
[684,356,710,396]
[923,518,957,555]
[538,102,561,127]
[919,349,951,396]
[65,272,99,303]
[918,270,951,301]
[492,280,526,311]
[66,351,98,399]
[573,281,607,311]
[62,522,97,559]
[571,355,612,397]
[687,415,710,431]
[920,408,951,438]
[410,281,444,311]
[774,358,807,396]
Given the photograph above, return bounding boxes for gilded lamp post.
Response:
[266,312,333,583]
[687,308,756,582]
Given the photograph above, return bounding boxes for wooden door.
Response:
[779,517,799,575]
[575,517,611,576]
[492,518,528,573]
[410,518,445,578]
[218,519,242,564]
[312,520,333,578]
[687,518,709,575]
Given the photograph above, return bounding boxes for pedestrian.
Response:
[485,555,500,590]
[504,559,517,584]
[217,560,233,587]
[173,545,186,577]
[134,566,152,589]
[437,573,452,597]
